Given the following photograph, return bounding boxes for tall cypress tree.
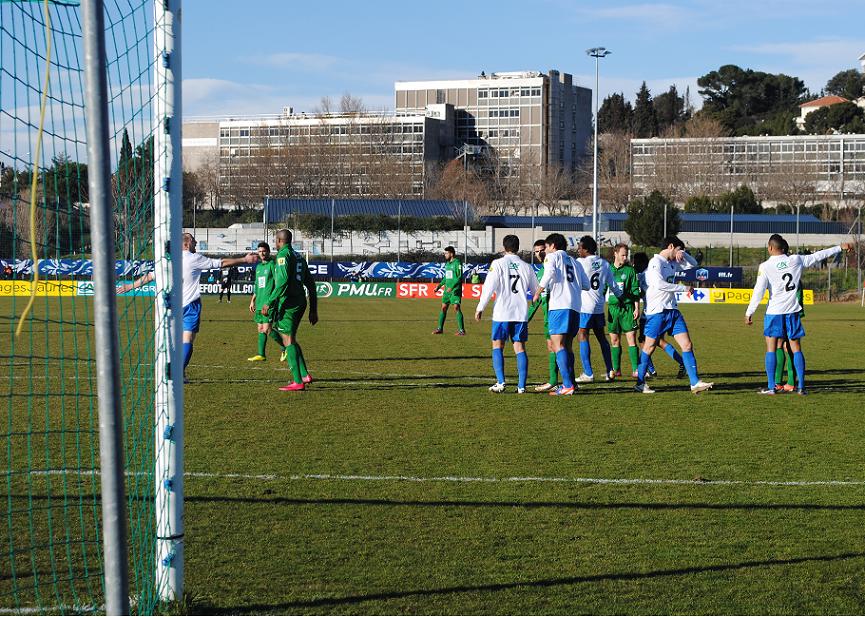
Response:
[597,92,634,133]
[633,82,658,138]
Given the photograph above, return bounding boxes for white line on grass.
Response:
[23,469,865,487]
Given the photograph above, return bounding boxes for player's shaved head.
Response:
[275,229,292,248]
[768,234,788,254]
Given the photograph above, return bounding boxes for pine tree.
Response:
[633,82,658,138]
[597,93,634,133]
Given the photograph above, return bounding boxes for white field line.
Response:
[21,468,865,488]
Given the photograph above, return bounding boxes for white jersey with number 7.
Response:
[476,254,539,322]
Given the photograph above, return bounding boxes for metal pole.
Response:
[796,204,800,253]
[154,0,184,602]
[592,54,599,241]
[729,205,734,267]
[857,205,861,295]
[663,203,667,239]
[463,152,468,265]
[397,200,401,263]
[81,1,130,614]
[827,259,832,302]
[330,198,335,275]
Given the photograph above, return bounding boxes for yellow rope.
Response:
[16,0,52,337]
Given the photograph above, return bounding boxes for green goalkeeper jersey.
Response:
[527,265,548,323]
[441,258,463,294]
[253,259,275,311]
[608,263,641,308]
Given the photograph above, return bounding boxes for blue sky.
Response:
[183,0,864,118]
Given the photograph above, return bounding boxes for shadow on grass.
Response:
[186,495,865,512]
[190,551,865,614]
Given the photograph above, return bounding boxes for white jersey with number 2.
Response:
[745,246,841,317]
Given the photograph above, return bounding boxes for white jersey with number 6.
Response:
[477,254,539,322]
[577,255,619,314]
[745,246,841,317]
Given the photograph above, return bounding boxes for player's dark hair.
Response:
[578,235,597,254]
[661,235,684,250]
[257,241,270,250]
[444,246,455,254]
[533,239,546,248]
[545,233,567,251]
[768,234,788,254]
[502,235,519,253]
[632,251,650,273]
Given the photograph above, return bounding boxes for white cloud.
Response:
[732,38,865,69]
[574,2,696,28]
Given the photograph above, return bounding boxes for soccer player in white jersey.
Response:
[745,234,850,395]
[635,235,713,394]
[118,233,258,382]
[574,235,622,383]
[475,235,540,393]
[534,233,591,396]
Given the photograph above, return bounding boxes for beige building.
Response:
[394,70,592,177]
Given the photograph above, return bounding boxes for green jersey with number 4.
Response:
[442,258,463,296]
[254,259,276,311]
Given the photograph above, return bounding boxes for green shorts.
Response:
[441,290,462,305]
[275,303,306,336]
[254,309,272,325]
[607,304,638,334]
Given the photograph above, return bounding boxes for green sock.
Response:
[548,352,558,385]
[456,310,465,331]
[774,348,785,385]
[296,343,309,378]
[286,344,302,383]
[628,345,640,372]
[269,329,285,351]
[257,332,267,357]
[437,311,446,330]
[611,345,621,372]
[786,351,795,385]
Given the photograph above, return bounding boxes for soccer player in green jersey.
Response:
[607,243,642,378]
[433,246,465,335]
[526,239,559,391]
[261,229,319,392]
[247,242,286,362]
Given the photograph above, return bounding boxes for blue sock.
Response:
[556,350,573,389]
[579,340,592,376]
[492,348,505,384]
[647,354,656,373]
[765,352,777,390]
[516,351,528,390]
[599,337,613,373]
[682,350,699,386]
[793,351,806,391]
[183,342,193,369]
[664,345,683,366]
[566,349,576,383]
[637,351,651,384]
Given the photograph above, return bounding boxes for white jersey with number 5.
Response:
[538,250,589,312]
[476,254,539,322]
[745,246,841,317]
[577,255,619,314]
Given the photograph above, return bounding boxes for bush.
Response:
[625,190,680,247]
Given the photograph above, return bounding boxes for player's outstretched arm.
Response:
[221,253,259,268]
[116,271,154,295]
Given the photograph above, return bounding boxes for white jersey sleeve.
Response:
[476,259,501,314]
[745,265,770,318]
[800,246,841,269]
[182,251,222,307]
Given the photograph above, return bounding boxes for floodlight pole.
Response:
[587,47,611,242]
[729,205,734,267]
[81,1,130,613]
[154,0,184,602]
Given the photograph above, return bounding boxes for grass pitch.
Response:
[3,296,865,614]
[179,298,865,614]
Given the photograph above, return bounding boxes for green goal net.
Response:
[1,0,176,613]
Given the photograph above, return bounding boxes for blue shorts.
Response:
[579,312,606,330]
[491,321,528,343]
[644,309,688,340]
[548,309,577,336]
[764,313,805,340]
[182,299,202,333]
